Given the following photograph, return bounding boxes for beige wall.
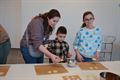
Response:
[21,0,120,57]
[0,0,120,59]
[0,0,21,48]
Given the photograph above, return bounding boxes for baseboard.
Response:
[11,48,20,50]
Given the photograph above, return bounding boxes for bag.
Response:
[26,30,43,57]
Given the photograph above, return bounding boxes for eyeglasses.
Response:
[84,18,94,22]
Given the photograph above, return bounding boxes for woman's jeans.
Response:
[20,46,44,64]
[0,39,11,64]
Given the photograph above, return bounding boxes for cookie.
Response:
[53,70,58,73]
[0,72,4,76]
[47,71,52,74]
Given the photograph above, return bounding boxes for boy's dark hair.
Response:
[56,26,67,34]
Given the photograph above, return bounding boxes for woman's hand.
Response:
[50,54,61,64]
[39,45,60,63]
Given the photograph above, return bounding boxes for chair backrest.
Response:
[102,35,116,43]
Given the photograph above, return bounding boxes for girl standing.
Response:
[73,11,102,62]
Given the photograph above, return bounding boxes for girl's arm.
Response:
[73,32,81,50]
[74,49,83,62]
[97,27,102,52]
[73,32,83,61]
[94,27,102,60]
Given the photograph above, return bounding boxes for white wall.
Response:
[0,0,21,48]
[21,0,120,55]
[0,0,120,58]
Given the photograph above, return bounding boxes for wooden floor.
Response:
[6,48,120,64]
[6,48,49,64]
[6,48,25,64]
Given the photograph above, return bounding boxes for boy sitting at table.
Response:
[46,26,72,63]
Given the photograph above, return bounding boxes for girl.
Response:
[73,11,102,62]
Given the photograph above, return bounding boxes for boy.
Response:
[47,26,72,63]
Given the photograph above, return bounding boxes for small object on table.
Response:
[47,70,58,74]
[67,58,76,67]
[53,70,58,73]
[92,58,98,64]
[94,66,98,69]
[89,67,93,70]
[63,75,81,80]
[60,56,66,63]
[0,72,4,76]
[92,58,96,61]
[60,58,64,62]
[0,66,10,76]
[47,71,52,74]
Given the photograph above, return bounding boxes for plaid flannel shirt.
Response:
[47,38,69,63]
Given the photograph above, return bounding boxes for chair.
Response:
[100,35,116,61]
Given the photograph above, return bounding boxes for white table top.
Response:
[0,61,120,80]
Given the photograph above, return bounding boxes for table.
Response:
[0,61,120,80]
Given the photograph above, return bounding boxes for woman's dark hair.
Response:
[34,9,61,35]
[56,26,67,34]
[81,11,94,28]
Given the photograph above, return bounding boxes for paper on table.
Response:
[63,75,81,80]
[77,62,108,70]
[0,66,10,76]
[34,64,68,75]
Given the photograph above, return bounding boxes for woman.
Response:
[73,11,102,62]
[20,9,61,63]
[0,24,11,64]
